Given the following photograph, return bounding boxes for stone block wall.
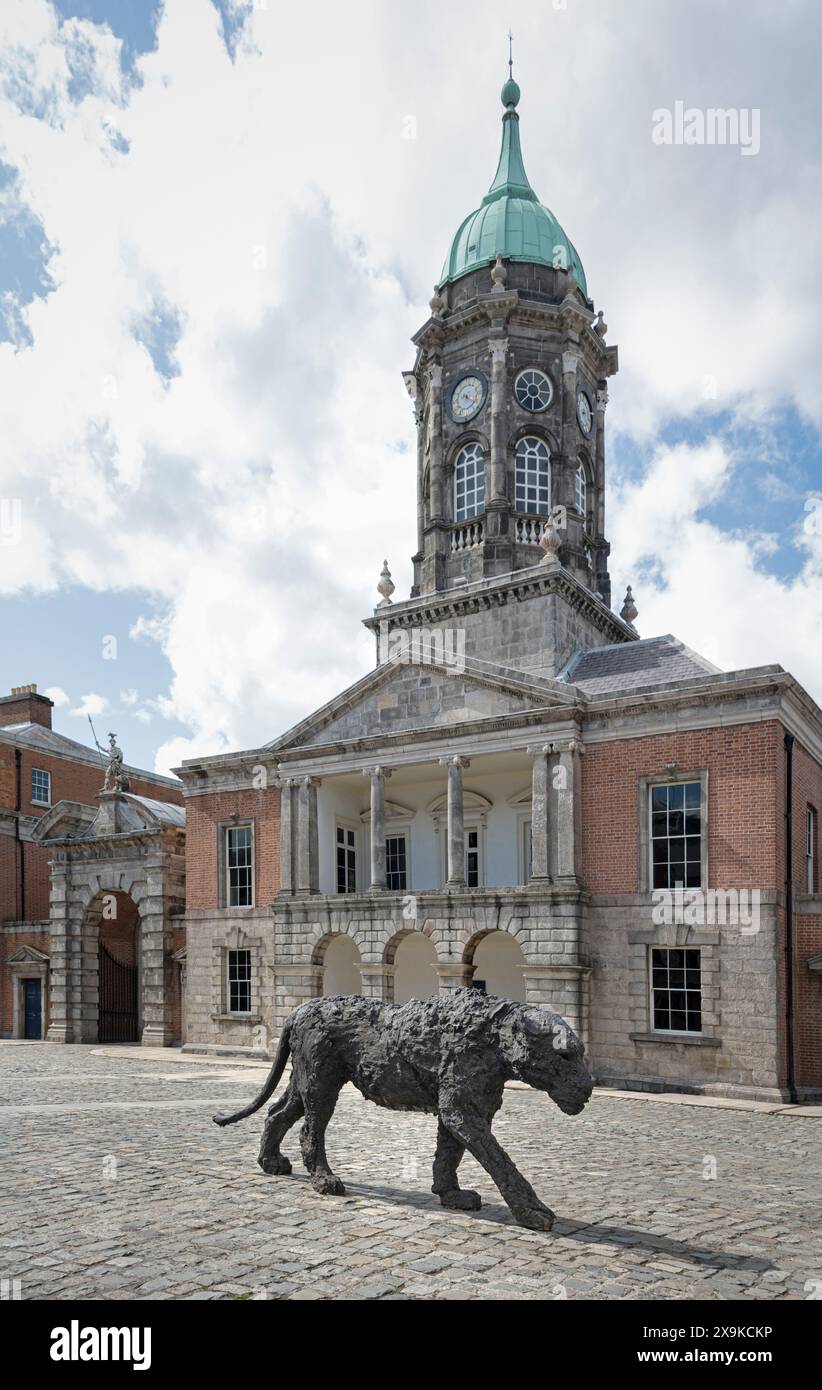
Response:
[586,893,782,1099]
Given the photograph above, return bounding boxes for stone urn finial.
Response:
[491,254,507,292]
[429,286,446,317]
[540,511,562,567]
[594,308,608,337]
[620,585,638,626]
[377,560,395,607]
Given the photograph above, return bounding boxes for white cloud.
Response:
[43,684,69,706]
[0,1,820,774]
[69,691,108,718]
[610,440,822,695]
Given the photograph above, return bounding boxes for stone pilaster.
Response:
[278,778,295,895]
[45,857,73,1043]
[439,755,470,887]
[272,963,323,1035]
[488,336,509,504]
[295,776,320,895]
[359,963,395,1003]
[435,962,476,994]
[528,743,553,883]
[364,766,391,891]
[428,360,444,522]
[521,963,592,1051]
[555,738,583,884]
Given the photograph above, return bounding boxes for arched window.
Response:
[575,462,588,518]
[454,442,485,522]
[515,436,550,515]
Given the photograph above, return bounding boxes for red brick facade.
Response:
[184,786,281,910]
[581,721,783,894]
[0,684,183,1039]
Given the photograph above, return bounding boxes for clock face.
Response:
[577,389,593,436]
[450,374,485,422]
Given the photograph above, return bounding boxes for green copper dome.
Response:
[439,77,587,295]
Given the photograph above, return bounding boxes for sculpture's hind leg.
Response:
[257,1082,304,1176]
[299,1083,346,1196]
[432,1118,482,1211]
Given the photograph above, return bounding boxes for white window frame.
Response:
[519,814,533,885]
[335,819,359,895]
[385,829,410,892]
[31,767,51,807]
[514,436,551,516]
[225,947,252,1016]
[807,806,817,894]
[224,822,254,908]
[647,777,705,892]
[574,462,587,518]
[440,821,485,887]
[648,946,703,1036]
[454,441,486,522]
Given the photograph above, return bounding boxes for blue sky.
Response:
[1,0,821,774]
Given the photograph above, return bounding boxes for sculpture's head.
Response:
[503,1004,593,1115]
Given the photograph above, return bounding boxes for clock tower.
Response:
[404,70,617,607]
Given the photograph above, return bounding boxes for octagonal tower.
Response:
[404,71,617,606]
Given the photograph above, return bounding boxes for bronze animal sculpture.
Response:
[214,989,593,1231]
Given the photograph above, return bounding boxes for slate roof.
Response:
[560,634,721,696]
[0,721,180,789]
[125,795,185,828]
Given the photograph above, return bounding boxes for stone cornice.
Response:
[363,564,634,645]
[412,292,617,379]
[272,883,586,920]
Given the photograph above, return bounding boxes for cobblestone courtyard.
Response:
[1,1042,819,1301]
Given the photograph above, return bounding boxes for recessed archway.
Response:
[321,934,362,996]
[393,931,438,1003]
[468,930,525,1003]
[84,890,141,1043]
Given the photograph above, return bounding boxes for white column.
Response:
[439,755,470,886]
[364,766,391,890]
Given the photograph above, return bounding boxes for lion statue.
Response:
[214,988,593,1231]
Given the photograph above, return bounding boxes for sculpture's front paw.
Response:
[311,1173,346,1196]
[437,1188,482,1212]
[258,1154,292,1176]
[511,1202,555,1232]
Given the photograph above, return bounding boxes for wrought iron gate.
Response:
[99,944,138,1042]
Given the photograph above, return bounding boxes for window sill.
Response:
[211,1013,261,1024]
[31,801,51,809]
[630,1031,720,1048]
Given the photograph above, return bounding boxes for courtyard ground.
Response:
[1,1041,819,1301]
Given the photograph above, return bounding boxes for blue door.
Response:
[24,979,42,1039]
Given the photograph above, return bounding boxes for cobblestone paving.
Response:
[1,1042,819,1301]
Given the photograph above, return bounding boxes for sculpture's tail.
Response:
[212,1021,292,1126]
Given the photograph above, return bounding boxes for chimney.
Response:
[0,684,54,730]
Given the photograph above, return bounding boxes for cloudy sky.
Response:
[1,0,821,775]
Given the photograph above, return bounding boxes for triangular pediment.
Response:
[269,655,576,753]
[8,944,50,965]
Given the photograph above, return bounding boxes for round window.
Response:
[515,367,553,413]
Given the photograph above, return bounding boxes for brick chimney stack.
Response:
[0,684,54,729]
